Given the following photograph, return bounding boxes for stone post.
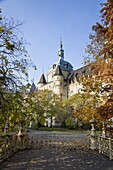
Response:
[17,128,25,149]
[109,138,112,160]
[17,118,27,149]
[102,122,106,137]
[4,121,10,134]
[89,119,97,150]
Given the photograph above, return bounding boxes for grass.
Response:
[37,127,87,133]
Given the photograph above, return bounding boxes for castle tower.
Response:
[38,74,46,89]
[53,65,64,100]
[30,82,36,93]
[37,40,74,99]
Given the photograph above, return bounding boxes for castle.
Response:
[30,40,90,127]
[31,40,90,100]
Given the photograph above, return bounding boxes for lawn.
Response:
[37,127,87,133]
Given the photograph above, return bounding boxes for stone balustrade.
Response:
[1,129,113,163]
[0,132,88,163]
[98,135,113,160]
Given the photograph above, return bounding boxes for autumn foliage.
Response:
[82,0,113,122]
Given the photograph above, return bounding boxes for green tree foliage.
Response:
[0,89,29,130]
[0,11,36,129]
[82,0,113,122]
[28,89,63,128]
[62,93,84,128]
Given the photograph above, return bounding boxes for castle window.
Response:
[65,63,68,68]
[53,64,56,69]
[82,70,85,74]
[75,73,78,77]
[78,88,82,93]
[70,90,74,96]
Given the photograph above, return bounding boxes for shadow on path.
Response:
[0,147,113,170]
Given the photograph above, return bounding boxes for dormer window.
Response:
[53,64,56,69]
[65,63,68,68]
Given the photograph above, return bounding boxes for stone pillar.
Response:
[4,121,10,134]
[102,122,106,137]
[89,119,97,150]
[17,118,28,149]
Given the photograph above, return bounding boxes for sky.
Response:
[0,0,105,85]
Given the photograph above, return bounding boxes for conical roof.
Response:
[54,65,63,76]
[38,74,46,84]
[30,82,36,92]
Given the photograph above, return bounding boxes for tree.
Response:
[0,11,36,91]
[0,89,30,130]
[82,0,113,123]
[62,93,84,128]
[28,89,63,128]
[0,10,36,128]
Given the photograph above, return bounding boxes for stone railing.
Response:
[0,132,29,163]
[27,133,89,150]
[0,132,88,163]
[0,134,17,162]
[97,135,113,160]
[88,120,113,160]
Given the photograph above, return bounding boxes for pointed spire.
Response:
[60,38,63,49]
[30,82,36,92]
[54,65,63,76]
[38,74,46,84]
[58,38,64,60]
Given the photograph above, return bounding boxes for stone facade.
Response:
[35,40,90,100]
[29,40,91,127]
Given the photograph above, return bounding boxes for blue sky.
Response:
[0,0,105,85]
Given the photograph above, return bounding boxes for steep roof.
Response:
[54,65,63,76]
[30,82,36,92]
[66,65,92,84]
[38,74,47,84]
[67,72,74,83]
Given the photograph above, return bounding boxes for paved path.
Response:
[1,147,113,170]
[27,130,88,141]
[0,130,113,170]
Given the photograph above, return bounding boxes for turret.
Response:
[53,65,64,99]
[38,74,46,89]
[30,82,36,93]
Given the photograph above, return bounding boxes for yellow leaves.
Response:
[8,70,13,74]
[25,73,28,77]
[5,39,14,51]
[0,26,4,32]
[5,39,10,45]
[7,30,12,35]
[0,27,12,34]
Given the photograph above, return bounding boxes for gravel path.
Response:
[0,147,113,170]
[0,130,113,170]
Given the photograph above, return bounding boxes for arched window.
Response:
[70,90,74,96]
